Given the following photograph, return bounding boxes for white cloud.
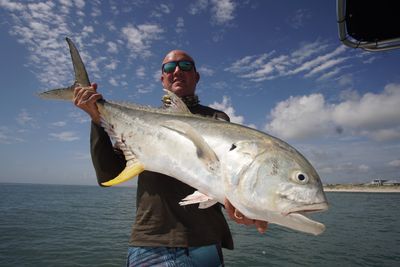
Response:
[304,57,348,78]
[289,45,347,75]
[333,84,400,129]
[0,1,81,87]
[153,70,162,82]
[188,0,235,25]
[0,1,128,89]
[176,17,185,34]
[209,96,244,124]
[319,162,370,175]
[49,131,79,141]
[105,60,118,70]
[109,77,119,86]
[151,3,171,17]
[106,21,117,32]
[68,111,90,124]
[0,0,24,11]
[51,121,67,127]
[317,67,342,81]
[159,3,171,13]
[107,41,118,53]
[188,0,208,15]
[388,159,400,167]
[82,25,94,37]
[287,9,311,29]
[16,109,36,127]
[74,0,85,9]
[337,73,354,87]
[0,126,24,144]
[290,41,328,64]
[121,23,164,57]
[224,52,275,74]
[211,0,236,24]
[59,0,72,13]
[225,41,355,83]
[198,66,214,76]
[136,66,146,78]
[137,84,154,94]
[265,94,333,140]
[90,4,102,17]
[369,129,400,142]
[265,83,400,142]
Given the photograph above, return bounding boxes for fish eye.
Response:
[292,171,309,184]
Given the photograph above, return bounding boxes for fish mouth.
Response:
[280,203,329,235]
[286,202,329,215]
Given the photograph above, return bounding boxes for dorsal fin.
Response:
[163,89,192,114]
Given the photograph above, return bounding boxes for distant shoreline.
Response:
[323,185,400,193]
[1,182,399,193]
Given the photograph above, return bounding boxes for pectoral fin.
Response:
[179,191,218,209]
[101,161,145,186]
[223,141,269,187]
[162,120,219,172]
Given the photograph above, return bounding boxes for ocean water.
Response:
[0,183,399,267]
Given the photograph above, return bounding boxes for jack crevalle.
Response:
[39,38,328,235]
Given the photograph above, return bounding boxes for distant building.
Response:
[383,180,400,186]
[371,179,387,186]
[369,179,400,186]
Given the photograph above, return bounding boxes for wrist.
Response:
[91,115,101,125]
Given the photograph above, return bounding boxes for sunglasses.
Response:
[162,61,196,73]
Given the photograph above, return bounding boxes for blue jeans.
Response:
[126,244,223,267]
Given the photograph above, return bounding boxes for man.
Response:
[74,50,267,266]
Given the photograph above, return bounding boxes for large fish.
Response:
[39,38,329,235]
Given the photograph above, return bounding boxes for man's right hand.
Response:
[73,83,103,125]
[224,198,268,234]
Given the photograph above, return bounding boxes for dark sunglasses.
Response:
[162,61,195,73]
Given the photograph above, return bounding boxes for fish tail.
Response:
[38,37,91,101]
[37,86,75,101]
[66,37,91,87]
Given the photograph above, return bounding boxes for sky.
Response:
[0,0,399,186]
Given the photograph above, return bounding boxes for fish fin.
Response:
[179,191,217,209]
[162,89,191,114]
[198,200,218,209]
[37,86,75,101]
[230,140,269,157]
[100,117,143,172]
[66,37,91,87]
[101,161,145,186]
[223,140,269,187]
[162,120,220,172]
[100,123,145,187]
[38,38,90,101]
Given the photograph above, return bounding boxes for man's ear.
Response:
[196,72,200,84]
[160,75,165,87]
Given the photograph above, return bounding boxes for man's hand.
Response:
[224,198,268,234]
[73,83,103,124]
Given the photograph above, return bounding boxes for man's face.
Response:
[161,50,200,97]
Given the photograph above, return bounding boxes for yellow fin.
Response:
[101,162,145,186]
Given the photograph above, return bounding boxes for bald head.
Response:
[160,50,200,97]
[162,50,195,65]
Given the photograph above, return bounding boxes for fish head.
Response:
[222,139,328,235]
